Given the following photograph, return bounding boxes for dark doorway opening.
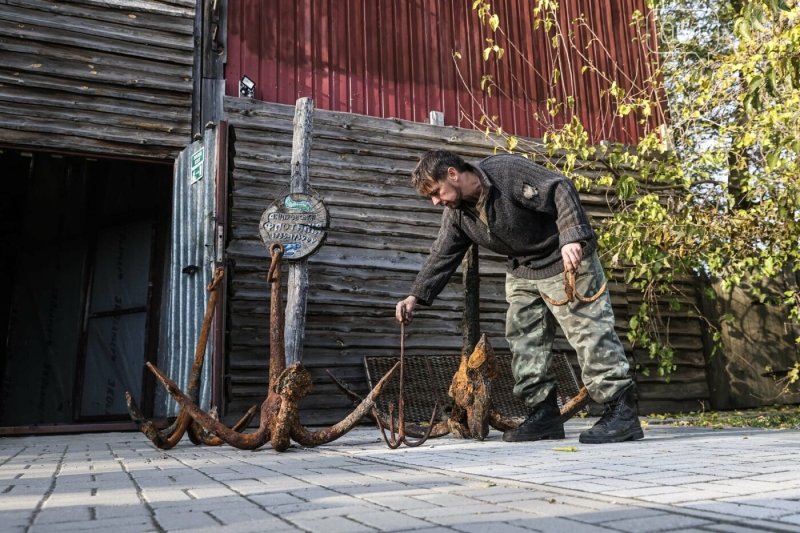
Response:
[0,150,172,430]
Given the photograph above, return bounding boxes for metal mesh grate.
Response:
[364,352,583,424]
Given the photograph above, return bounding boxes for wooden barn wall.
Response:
[225,0,659,146]
[0,0,196,159]
[224,97,708,426]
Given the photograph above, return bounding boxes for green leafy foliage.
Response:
[466,0,800,380]
[652,405,800,429]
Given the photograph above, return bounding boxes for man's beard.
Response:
[443,188,462,209]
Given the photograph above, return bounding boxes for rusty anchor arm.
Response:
[326,370,451,439]
[289,361,400,446]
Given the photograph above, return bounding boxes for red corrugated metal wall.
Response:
[226,0,660,145]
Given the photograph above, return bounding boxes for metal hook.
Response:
[540,270,607,307]
[376,322,439,449]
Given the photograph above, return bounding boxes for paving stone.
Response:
[715,496,800,513]
[637,490,734,504]
[598,485,686,498]
[34,506,94,524]
[32,515,155,532]
[570,507,667,524]
[607,514,713,532]
[171,518,301,532]
[703,524,783,533]
[208,505,282,525]
[773,513,800,525]
[290,514,377,533]
[456,488,554,504]
[509,516,620,532]
[423,510,536,527]
[155,510,222,530]
[405,503,506,519]
[679,500,791,520]
[500,498,604,517]
[247,491,307,507]
[283,504,381,520]
[451,522,534,533]
[360,495,440,511]
[348,509,433,531]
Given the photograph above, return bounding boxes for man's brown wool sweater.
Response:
[410,154,597,307]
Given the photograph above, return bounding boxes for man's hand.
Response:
[395,295,418,324]
[561,242,583,272]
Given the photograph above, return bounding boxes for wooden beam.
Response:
[285,97,314,365]
[462,243,481,355]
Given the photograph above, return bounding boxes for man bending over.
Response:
[395,150,642,444]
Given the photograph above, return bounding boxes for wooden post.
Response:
[462,243,481,356]
[285,97,314,365]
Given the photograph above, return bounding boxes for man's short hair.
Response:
[411,150,476,195]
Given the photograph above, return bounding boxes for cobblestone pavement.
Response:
[2,421,800,532]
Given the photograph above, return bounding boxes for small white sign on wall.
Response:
[190,147,204,184]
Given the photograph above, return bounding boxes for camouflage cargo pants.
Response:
[505,251,631,408]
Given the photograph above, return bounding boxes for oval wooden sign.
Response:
[259,193,330,260]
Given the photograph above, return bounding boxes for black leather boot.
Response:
[502,387,565,442]
[579,385,644,444]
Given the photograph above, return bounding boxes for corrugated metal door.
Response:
[155,124,223,417]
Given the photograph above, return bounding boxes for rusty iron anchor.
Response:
[147,243,399,452]
[126,267,257,449]
[540,270,607,306]
[374,322,439,449]
[331,334,591,440]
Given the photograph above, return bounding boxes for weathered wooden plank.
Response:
[0,5,194,57]
[0,129,178,159]
[0,109,188,148]
[0,98,189,136]
[228,270,630,311]
[636,381,710,401]
[0,69,190,107]
[65,0,195,19]
[225,97,649,170]
[0,40,193,87]
[5,0,194,33]
[230,168,616,211]
[0,85,189,126]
